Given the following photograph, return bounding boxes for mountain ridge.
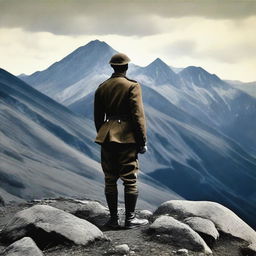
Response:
[10,40,256,227]
[0,67,181,208]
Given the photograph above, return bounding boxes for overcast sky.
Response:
[0,0,256,82]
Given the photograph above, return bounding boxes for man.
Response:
[94,53,148,229]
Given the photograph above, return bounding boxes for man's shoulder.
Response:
[110,75,137,84]
[97,77,111,89]
[124,76,138,84]
[96,75,139,91]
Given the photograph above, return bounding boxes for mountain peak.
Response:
[141,58,180,86]
[74,40,113,55]
[147,58,169,69]
[23,40,116,90]
[180,65,223,87]
[181,66,220,79]
[153,57,164,63]
[84,39,110,49]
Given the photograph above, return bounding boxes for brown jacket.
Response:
[94,73,146,146]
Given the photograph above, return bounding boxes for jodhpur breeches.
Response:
[101,142,139,195]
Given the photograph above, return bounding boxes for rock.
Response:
[33,198,109,227]
[154,200,256,246]
[115,244,130,254]
[184,217,219,241]
[177,248,189,255]
[1,237,43,256]
[149,215,212,254]
[0,205,105,248]
[137,210,153,220]
[72,200,109,227]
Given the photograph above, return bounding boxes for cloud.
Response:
[1,4,256,82]
[1,0,256,36]
[154,16,256,65]
[0,28,96,75]
[166,40,198,58]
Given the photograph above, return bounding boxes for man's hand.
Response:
[138,145,147,154]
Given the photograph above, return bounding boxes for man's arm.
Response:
[128,83,147,148]
[94,88,105,132]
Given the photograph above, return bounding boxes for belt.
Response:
[105,115,130,123]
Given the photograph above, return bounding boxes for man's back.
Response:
[94,73,146,146]
[96,74,133,118]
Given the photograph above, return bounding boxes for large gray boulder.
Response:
[184,217,219,241]
[1,237,43,256]
[149,215,212,254]
[32,198,109,227]
[154,200,256,246]
[0,205,105,248]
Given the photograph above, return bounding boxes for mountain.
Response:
[132,58,182,87]
[18,40,256,228]
[21,40,116,104]
[0,68,182,209]
[227,80,256,98]
[22,40,256,156]
[179,66,223,88]
[132,62,256,156]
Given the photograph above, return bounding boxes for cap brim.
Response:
[109,61,130,65]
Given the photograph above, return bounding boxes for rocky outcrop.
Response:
[149,215,212,254]
[0,198,253,256]
[0,205,106,248]
[154,200,256,242]
[154,200,256,253]
[1,237,43,256]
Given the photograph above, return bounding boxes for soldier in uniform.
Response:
[94,53,148,229]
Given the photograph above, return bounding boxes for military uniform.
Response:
[94,73,146,195]
[94,53,148,229]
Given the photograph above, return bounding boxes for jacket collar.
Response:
[111,72,126,78]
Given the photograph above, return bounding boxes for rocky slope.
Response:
[0,68,181,209]
[0,198,255,256]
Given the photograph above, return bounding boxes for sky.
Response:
[0,0,256,82]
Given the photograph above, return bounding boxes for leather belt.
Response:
[105,115,130,123]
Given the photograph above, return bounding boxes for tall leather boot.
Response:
[104,193,120,229]
[124,193,148,229]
